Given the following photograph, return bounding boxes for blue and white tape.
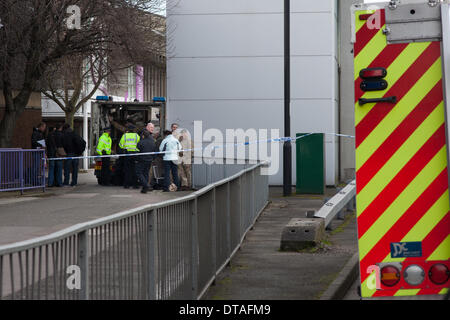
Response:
[45,132,355,161]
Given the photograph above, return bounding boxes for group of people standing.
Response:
[31,122,86,188]
[31,120,190,193]
[96,122,192,194]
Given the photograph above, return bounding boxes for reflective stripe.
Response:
[119,133,140,151]
[354,9,449,298]
[96,133,112,155]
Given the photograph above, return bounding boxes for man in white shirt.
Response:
[159,130,182,192]
[173,128,192,190]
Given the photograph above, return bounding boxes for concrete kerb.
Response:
[320,252,360,300]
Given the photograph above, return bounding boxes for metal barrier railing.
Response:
[192,157,258,189]
[0,161,269,300]
[0,149,46,194]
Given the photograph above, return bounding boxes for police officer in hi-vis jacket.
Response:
[119,124,140,189]
[96,127,112,186]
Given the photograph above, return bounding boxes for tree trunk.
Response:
[0,109,17,148]
[0,81,34,148]
[65,110,76,128]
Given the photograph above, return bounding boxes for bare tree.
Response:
[0,0,165,147]
[41,53,104,127]
[42,4,166,127]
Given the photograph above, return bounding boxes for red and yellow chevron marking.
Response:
[354,9,450,298]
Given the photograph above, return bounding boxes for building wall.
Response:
[106,63,166,103]
[42,63,167,117]
[339,0,362,182]
[107,67,135,102]
[166,0,339,185]
[41,94,91,120]
[144,62,167,101]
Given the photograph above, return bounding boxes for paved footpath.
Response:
[203,187,448,301]
[203,187,359,300]
[0,170,192,246]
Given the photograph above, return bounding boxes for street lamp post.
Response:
[283,0,292,196]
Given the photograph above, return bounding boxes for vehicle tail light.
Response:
[380,265,401,287]
[360,67,387,79]
[360,80,388,91]
[403,264,425,286]
[428,263,450,285]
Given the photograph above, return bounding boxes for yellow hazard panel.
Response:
[353,9,450,298]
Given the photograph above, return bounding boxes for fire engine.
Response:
[352,0,450,297]
[89,98,166,185]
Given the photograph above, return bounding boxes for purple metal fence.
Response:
[0,149,46,193]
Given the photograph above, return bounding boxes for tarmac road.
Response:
[0,170,192,246]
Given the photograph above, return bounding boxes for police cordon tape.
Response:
[45,132,355,161]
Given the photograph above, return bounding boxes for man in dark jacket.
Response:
[62,124,83,187]
[149,129,164,189]
[136,130,156,193]
[30,122,46,185]
[31,122,46,149]
[46,126,63,187]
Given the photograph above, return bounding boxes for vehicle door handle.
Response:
[359,96,397,106]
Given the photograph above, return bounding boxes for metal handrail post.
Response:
[20,151,24,195]
[226,181,231,259]
[77,230,89,300]
[238,175,243,240]
[148,209,157,300]
[211,187,217,284]
[42,151,46,192]
[191,199,198,299]
[252,169,256,220]
[0,152,2,191]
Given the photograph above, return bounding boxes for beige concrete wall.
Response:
[0,91,42,109]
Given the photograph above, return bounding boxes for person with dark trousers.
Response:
[119,124,140,189]
[30,122,46,186]
[136,130,156,193]
[54,124,65,185]
[46,125,64,187]
[62,123,83,187]
[96,127,112,186]
[150,129,164,189]
[159,130,181,192]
